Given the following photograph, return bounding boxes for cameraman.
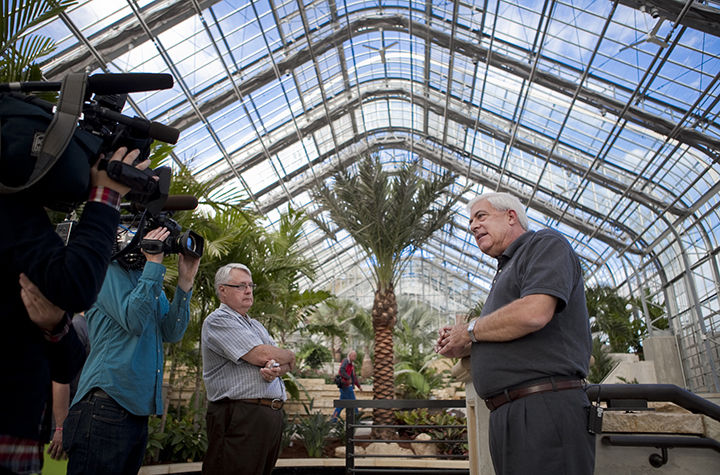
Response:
[0,147,146,475]
[63,226,200,475]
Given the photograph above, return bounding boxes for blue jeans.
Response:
[63,390,148,475]
[332,385,358,419]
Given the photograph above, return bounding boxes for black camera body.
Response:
[0,73,179,212]
[141,212,204,258]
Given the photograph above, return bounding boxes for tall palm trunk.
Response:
[372,284,397,425]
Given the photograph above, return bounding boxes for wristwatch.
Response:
[467,318,478,343]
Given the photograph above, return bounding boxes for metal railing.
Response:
[585,384,720,467]
[334,399,469,475]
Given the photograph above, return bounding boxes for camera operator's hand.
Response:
[177,253,201,293]
[19,273,65,332]
[141,227,170,264]
[91,147,149,196]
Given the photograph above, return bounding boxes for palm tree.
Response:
[249,206,332,344]
[312,154,461,425]
[304,299,354,361]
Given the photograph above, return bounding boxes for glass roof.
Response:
[33,0,720,392]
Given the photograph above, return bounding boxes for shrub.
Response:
[298,341,333,370]
[395,408,468,456]
[144,404,207,464]
[294,412,336,457]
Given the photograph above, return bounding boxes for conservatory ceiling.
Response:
[35,0,720,391]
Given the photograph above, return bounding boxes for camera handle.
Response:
[0,72,88,193]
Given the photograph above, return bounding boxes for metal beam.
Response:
[203,85,687,219]
[159,14,720,161]
[41,0,223,79]
[616,0,720,37]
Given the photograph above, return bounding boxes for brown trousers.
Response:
[202,400,284,475]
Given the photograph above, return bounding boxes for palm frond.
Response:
[1,0,76,82]
[312,153,461,287]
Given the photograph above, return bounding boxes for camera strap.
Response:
[0,72,87,193]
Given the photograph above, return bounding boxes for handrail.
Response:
[334,399,469,475]
[584,383,720,421]
[602,434,720,453]
[586,383,720,468]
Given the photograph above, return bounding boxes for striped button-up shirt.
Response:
[201,303,286,402]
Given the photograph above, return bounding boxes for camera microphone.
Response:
[86,73,174,95]
[0,73,174,95]
[162,195,199,211]
[88,106,180,144]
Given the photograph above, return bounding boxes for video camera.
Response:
[115,195,205,260]
[0,72,180,213]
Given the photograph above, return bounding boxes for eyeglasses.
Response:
[222,283,258,291]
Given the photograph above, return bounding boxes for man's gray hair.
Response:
[467,192,530,230]
[214,263,253,296]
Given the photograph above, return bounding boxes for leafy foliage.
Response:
[586,285,667,357]
[297,340,333,370]
[144,404,207,464]
[303,298,370,360]
[394,408,468,456]
[1,0,76,84]
[293,412,337,458]
[587,336,617,383]
[312,154,461,289]
[287,389,340,458]
[394,297,448,399]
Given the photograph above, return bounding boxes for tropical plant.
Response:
[312,153,461,426]
[290,387,338,458]
[394,297,448,399]
[1,0,75,85]
[144,402,208,464]
[587,336,616,383]
[394,360,446,400]
[297,340,333,370]
[304,298,360,360]
[247,206,333,344]
[395,408,468,456]
[294,412,336,457]
[394,297,443,363]
[586,285,666,358]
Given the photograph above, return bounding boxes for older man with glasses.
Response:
[201,263,295,475]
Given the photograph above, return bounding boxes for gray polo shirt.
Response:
[201,303,286,402]
[471,229,592,398]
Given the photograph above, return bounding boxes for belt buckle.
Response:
[270,398,283,410]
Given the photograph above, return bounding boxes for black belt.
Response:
[484,378,583,411]
[217,397,284,410]
[90,388,112,400]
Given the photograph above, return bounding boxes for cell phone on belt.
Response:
[587,404,603,434]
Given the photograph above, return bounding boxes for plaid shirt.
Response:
[0,435,42,475]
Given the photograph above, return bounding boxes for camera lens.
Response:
[178,230,204,258]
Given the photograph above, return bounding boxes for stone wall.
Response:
[286,378,374,417]
[163,369,467,420]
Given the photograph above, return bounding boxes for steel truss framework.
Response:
[35,0,720,392]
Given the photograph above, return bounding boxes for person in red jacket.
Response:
[331,350,362,421]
